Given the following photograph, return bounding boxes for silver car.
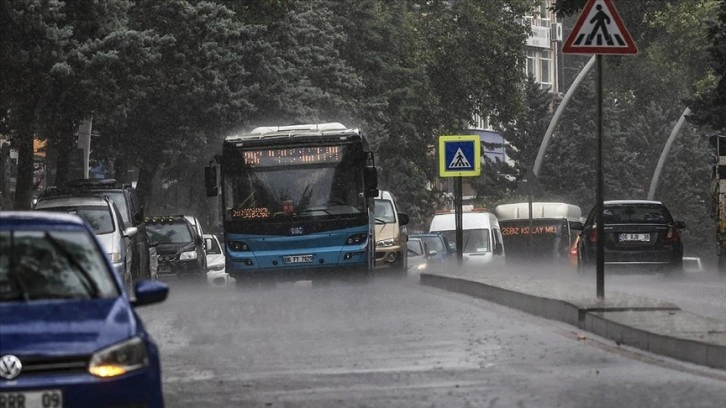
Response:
[34,195,138,290]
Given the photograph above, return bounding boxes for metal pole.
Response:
[596,55,605,299]
[528,189,533,260]
[534,56,596,177]
[455,176,463,266]
[647,107,692,200]
[78,118,92,179]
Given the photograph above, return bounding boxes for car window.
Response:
[0,230,119,301]
[603,204,673,224]
[102,191,130,224]
[39,205,115,234]
[207,237,222,254]
[438,229,491,253]
[374,200,396,223]
[420,236,445,253]
[146,223,193,244]
[407,239,424,256]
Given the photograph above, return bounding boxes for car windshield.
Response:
[146,223,193,244]
[603,204,674,224]
[0,230,118,301]
[419,236,445,253]
[437,229,490,253]
[374,200,396,223]
[37,205,115,234]
[407,239,425,257]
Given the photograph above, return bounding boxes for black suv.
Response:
[145,215,207,281]
[36,179,151,281]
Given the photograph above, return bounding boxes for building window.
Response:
[526,49,536,80]
[540,50,552,90]
[539,2,550,28]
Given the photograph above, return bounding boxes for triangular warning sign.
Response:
[448,148,472,168]
[562,0,637,55]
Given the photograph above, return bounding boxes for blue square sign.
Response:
[439,135,481,177]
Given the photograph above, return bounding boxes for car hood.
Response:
[375,223,398,241]
[0,297,136,356]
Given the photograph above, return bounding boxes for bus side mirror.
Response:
[205,165,218,197]
[364,167,378,197]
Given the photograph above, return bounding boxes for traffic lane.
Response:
[137,277,726,408]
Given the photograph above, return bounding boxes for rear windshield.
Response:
[146,223,193,244]
[603,204,674,224]
[38,206,115,235]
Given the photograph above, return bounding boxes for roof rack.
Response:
[66,178,133,189]
[145,215,188,224]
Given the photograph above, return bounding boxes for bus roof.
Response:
[494,202,582,221]
[225,123,360,142]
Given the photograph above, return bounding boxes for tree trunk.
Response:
[136,162,159,213]
[13,130,35,210]
[53,122,77,186]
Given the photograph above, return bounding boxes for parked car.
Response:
[36,179,151,282]
[33,195,137,292]
[204,233,233,287]
[409,232,454,264]
[406,237,432,272]
[0,211,168,407]
[145,215,207,281]
[575,200,685,274]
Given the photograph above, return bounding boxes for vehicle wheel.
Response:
[664,260,683,276]
[391,252,407,276]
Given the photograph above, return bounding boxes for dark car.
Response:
[409,232,454,264]
[576,200,685,274]
[36,179,151,282]
[0,211,168,407]
[145,215,207,281]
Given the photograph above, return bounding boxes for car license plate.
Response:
[620,233,650,242]
[0,389,63,408]
[283,255,313,264]
[159,264,172,274]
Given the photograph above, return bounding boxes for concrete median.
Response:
[420,271,726,370]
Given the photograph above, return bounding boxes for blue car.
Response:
[0,211,168,408]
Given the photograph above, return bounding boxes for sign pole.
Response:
[455,176,463,266]
[596,54,605,298]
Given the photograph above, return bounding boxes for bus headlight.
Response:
[89,337,148,378]
[377,239,394,248]
[345,233,368,245]
[179,251,198,260]
[228,241,250,251]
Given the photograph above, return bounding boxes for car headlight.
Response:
[377,239,394,248]
[416,263,427,270]
[108,252,122,263]
[89,337,148,378]
[179,250,198,260]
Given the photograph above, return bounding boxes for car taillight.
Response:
[665,227,680,243]
[589,228,597,243]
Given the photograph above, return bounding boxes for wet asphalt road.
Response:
[138,274,726,408]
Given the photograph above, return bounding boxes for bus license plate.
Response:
[283,255,313,264]
[0,389,63,408]
[620,233,650,242]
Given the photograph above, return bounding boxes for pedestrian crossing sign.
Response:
[439,135,481,177]
[562,0,637,55]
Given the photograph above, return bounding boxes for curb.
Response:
[420,273,726,370]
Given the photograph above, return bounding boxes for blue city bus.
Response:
[205,123,379,284]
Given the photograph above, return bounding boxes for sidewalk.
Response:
[419,267,726,370]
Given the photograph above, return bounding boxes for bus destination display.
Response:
[242,146,341,166]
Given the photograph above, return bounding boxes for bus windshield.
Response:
[223,144,365,220]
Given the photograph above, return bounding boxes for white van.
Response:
[429,211,505,266]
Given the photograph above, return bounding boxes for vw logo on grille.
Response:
[0,355,22,380]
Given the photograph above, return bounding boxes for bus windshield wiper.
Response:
[44,232,100,298]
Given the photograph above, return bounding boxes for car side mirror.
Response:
[364,167,378,198]
[570,221,583,230]
[204,238,214,252]
[196,235,203,246]
[398,212,409,226]
[132,280,168,307]
[674,220,686,229]
[494,242,503,256]
[428,250,438,257]
[205,165,219,197]
[124,226,138,238]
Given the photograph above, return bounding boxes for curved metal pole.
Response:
[533,55,596,177]
[647,107,691,200]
